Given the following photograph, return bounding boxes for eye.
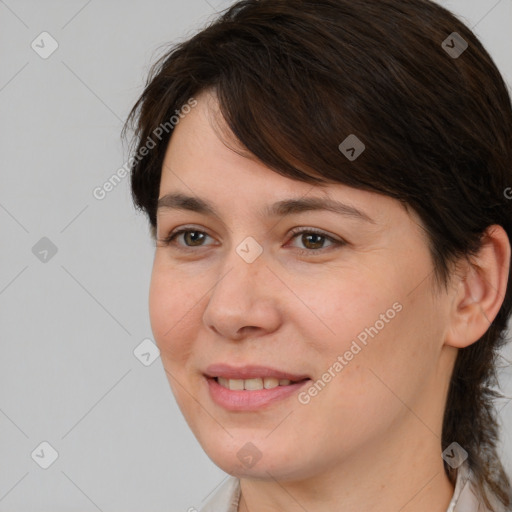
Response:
[157,226,346,256]
[157,226,214,251]
[287,227,345,256]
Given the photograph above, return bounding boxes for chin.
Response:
[199,436,313,481]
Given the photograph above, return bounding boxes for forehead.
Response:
[158,91,418,233]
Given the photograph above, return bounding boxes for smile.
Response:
[205,375,311,411]
[215,376,304,390]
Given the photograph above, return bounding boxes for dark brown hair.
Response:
[123,0,512,509]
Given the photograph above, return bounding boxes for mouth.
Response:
[203,364,312,411]
[212,375,309,390]
[204,363,310,388]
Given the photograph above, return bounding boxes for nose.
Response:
[202,245,283,341]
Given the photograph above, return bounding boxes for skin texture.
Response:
[149,90,511,512]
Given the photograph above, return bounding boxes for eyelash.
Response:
[157,226,345,256]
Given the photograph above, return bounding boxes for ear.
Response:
[444,224,511,349]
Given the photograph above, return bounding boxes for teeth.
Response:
[244,378,263,390]
[216,377,295,390]
[217,377,230,389]
[263,377,280,389]
[228,378,244,391]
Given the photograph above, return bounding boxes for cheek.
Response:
[290,271,392,354]
[293,265,436,395]
[318,289,441,419]
[148,264,200,364]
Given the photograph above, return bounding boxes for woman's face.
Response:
[149,90,456,481]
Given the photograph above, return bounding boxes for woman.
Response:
[123,0,512,510]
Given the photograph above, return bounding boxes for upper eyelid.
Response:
[162,226,343,247]
[165,225,337,238]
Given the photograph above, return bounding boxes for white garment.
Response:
[198,461,507,512]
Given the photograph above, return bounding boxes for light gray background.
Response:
[0,1,511,510]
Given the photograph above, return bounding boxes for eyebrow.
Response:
[156,192,375,223]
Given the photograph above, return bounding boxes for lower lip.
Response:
[205,377,311,411]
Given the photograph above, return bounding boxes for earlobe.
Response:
[444,224,511,349]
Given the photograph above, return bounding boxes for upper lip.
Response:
[204,364,310,381]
